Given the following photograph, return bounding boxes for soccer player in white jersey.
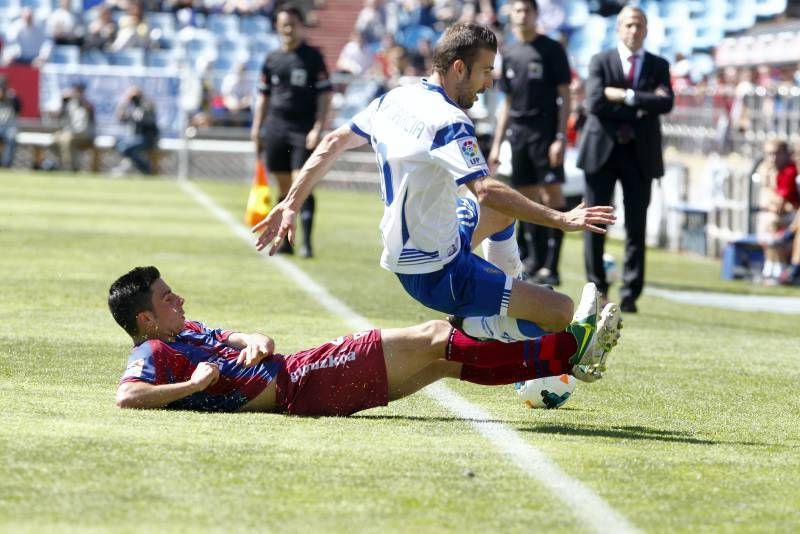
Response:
[253,23,619,373]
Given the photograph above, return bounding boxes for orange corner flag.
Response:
[245,160,272,227]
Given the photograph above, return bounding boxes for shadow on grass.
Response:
[515,423,766,446]
[352,415,767,447]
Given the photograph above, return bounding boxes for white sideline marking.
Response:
[180,181,639,534]
[646,286,800,314]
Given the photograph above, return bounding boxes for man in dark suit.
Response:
[577,6,674,313]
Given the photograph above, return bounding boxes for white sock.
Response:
[482,223,525,278]
[774,262,787,278]
[763,260,774,278]
[461,315,547,342]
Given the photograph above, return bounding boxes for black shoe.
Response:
[276,240,294,255]
[534,268,561,287]
[620,298,637,313]
[300,243,313,258]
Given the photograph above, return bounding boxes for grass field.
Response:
[1,171,799,533]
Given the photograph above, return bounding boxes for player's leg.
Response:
[535,179,567,286]
[381,320,460,400]
[473,203,526,278]
[291,139,315,258]
[264,131,295,254]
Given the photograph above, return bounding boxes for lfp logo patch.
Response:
[458,137,485,168]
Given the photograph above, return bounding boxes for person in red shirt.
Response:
[757,139,799,282]
[110,266,622,414]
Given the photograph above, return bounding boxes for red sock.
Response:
[459,362,556,385]
[447,328,576,372]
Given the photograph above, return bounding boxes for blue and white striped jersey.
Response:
[350,79,490,274]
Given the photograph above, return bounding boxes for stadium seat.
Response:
[80,48,108,65]
[398,24,438,52]
[244,56,262,73]
[247,33,279,59]
[755,0,787,17]
[20,0,52,10]
[725,0,757,32]
[217,36,249,62]
[239,14,270,36]
[48,44,80,64]
[145,48,179,68]
[207,13,238,37]
[563,1,589,29]
[146,12,177,39]
[107,48,145,67]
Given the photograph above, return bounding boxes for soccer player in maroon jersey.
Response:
[110,267,621,415]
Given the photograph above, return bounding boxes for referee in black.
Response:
[250,3,332,258]
[488,0,571,285]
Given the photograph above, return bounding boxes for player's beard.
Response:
[454,79,478,109]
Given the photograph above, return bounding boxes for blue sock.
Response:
[516,318,547,338]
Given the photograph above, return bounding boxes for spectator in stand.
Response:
[730,67,756,135]
[54,82,96,172]
[222,0,273,17]
[1,8,51,67]
[0,76,21,168]
[110,1,151,52]
[47,0,85,47]
[336,31,375,76]
[113,86,160,176]
[779,211,800,286]
[756,139,799,283]
[355,0,387,45]
[83,5,118,53]
[408,36,433,75]
[219,62,254,126]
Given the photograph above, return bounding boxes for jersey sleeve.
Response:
[497,54,511,94]
[257,57,271,96]
[349,95,383,140]
[119,342,160,384]
[313,49,332,93]
[552,42,572,86]
[429,121,490,185]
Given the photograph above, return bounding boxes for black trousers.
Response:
[583,143,653,301]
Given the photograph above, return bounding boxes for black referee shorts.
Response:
[507,122,565,188]
[263,122,313,173]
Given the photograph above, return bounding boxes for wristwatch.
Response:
[555,133,566,141]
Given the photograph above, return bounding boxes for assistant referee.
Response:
[250,3,332,258]
[489,0,571,285]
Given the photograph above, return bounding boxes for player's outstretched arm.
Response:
[252,125,367,254]
[116,362,219,409]
[226,332,275,367]
[466,176,616,233]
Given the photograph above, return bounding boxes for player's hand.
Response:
[190,362,220,391]
[548,139,565,167]
[306,127,322,150]
[561,202,616,234]
[252,201,298,254]
[604,87,627,102]
[235,334,275,367]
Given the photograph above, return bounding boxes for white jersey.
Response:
[350,79,490,274]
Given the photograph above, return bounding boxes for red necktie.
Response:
[626,55,637,88]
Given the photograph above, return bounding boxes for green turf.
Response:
[1,171,799,532]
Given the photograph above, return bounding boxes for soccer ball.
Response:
[514,374,577,409]
[603,253,619,285]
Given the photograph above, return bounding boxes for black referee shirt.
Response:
[259,41,332,130]
[498,34,571,120]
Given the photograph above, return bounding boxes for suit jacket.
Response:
[577,48,674,178]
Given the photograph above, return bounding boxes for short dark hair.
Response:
[514,0,538,10]
[432,23,497,75]
[108,266,161,337]
[273,3,304,25]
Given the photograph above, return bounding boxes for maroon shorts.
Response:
[275,329,388,416]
